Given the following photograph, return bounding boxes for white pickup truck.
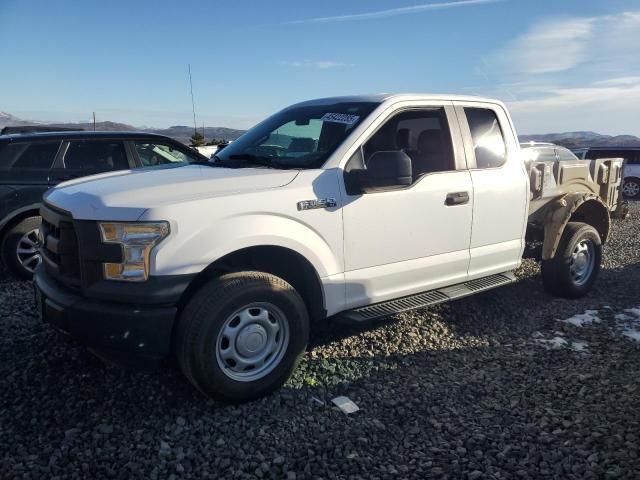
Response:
[34,94,623,402]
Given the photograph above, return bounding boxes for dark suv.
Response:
[0,131,207,278]
[573,147,640,199]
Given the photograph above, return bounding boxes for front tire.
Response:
[175,271,309,403]
[541,222,601,299]
[1,216,42,280]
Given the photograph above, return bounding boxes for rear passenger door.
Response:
[341,103,473,309]
[0,141,61,220]
[50,140,133,183]
[453,102,528,279]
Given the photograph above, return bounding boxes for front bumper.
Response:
[34,266,195,359]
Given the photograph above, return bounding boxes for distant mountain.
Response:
[44,120,139,132]
[0,111,31,127]
[519,131,640,149]
[0,112,246,145]
[4,111,638,149]
[151,125,245,145]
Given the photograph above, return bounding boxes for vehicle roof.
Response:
[0,131,178,142]
[520,141,557,148]
[580,146,640,150]
[289,93,506,108]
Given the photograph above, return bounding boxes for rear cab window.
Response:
[464,107,507,169]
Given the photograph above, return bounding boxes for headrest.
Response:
[396,128,410,149]
[417,130,443,153]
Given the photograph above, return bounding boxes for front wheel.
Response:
[175,271,309,403]
[541,222,602,299]
[1,216,42,280]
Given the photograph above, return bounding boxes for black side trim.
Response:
[339,272,516,322]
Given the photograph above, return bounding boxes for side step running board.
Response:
[339,271,516,322]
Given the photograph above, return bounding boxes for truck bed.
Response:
[526,156,624,220]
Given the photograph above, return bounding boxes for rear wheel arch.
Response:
[177,245,326,322]
[542,194,610,260]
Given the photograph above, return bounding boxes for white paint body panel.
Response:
[46,94,530,318]
[342,171,473,308]
[453,101,529,279]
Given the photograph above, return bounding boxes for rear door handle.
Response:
[445,191,469,206]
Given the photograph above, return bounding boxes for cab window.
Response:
[353,108,455,183]
[464,108,507,169]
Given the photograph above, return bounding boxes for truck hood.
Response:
[44,165,299,221]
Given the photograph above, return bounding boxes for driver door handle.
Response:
[445,191,469,206]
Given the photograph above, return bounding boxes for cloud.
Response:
[281,60,351,69]
[505,78,640,135]
[507,81,640,114]
[495,11,640,77]
[287,0,504,25]
[502,18,594,74]
[593,76,640,86]
[481,11,640,135]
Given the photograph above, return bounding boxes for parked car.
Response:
[35,94,623,403]
[0,131,208,278]
[521,141,581,163]
[195,143,231,159]
[573,147,640,199]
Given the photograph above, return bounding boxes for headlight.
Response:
[98,222,170,281]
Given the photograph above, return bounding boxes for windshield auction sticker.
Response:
[321,113,360,125]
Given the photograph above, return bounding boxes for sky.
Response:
[1,0,639,135]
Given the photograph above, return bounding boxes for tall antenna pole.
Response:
[92,112,96,131]
[188,64,197,135]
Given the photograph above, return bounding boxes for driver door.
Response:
[340,104,473,309]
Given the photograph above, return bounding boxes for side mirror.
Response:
[347,150,413,194]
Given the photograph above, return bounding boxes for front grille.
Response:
[40,204,81,287]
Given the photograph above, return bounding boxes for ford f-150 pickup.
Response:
[34,94,624,402]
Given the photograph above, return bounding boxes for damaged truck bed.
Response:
[523,143,626,260]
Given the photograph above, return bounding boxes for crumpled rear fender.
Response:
[542,193,610,260]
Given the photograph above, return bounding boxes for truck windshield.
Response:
[215,102,378,169]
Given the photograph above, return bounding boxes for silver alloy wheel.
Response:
[216,302,290,382]
[569,239,595,287]
[622,180,640,198]
[16,228,41,273]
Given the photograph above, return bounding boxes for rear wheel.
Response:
[1,216,42,280]
[622,178,640,199]
[175,271,309,403]
[541,222,601,299]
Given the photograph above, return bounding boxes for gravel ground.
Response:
[1,204,639,480]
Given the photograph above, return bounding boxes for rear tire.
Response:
[175,271,309,403]
[541,222,601,299]
[1,216,42,280]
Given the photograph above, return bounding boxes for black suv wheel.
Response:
[1,216,42,280]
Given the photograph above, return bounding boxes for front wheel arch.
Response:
[177,245,326,322]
